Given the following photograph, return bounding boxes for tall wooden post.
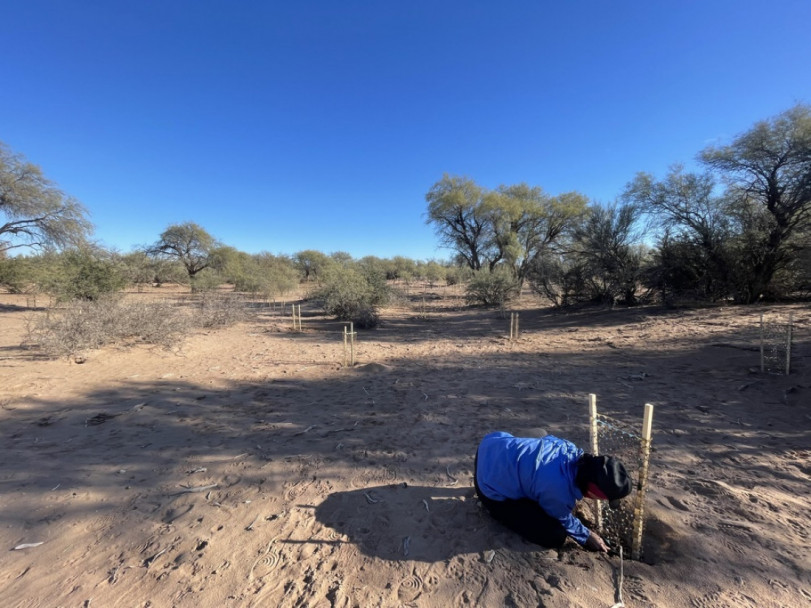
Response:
[509,312,520,340]
[760,313,765,373]
[343,326,348,367]
[631,403,654,560]
[589,393,603,533]
[786,313,793,375]
[349,321,355,366]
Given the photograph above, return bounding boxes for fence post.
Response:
[349,321,355,366]
[786,313,793,375]
[631,403,654,560]
[589,393,603,533]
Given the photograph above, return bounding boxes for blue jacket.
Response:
[476,431,590,545]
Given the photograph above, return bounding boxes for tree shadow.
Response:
[0,300,808,605]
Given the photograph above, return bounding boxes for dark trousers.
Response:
[474,451,568,549]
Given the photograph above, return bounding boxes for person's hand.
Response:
[584,531,609,553]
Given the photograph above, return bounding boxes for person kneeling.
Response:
[474,431,631,552]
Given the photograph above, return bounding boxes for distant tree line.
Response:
[426,104,811,306]
[2,104,809,314]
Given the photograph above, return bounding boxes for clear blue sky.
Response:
[3,1,810,261]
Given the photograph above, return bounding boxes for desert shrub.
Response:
[528,255,610,307]
[27,297,193,357]
[35,248,126,301]
[232,254,298,298]
[151,258,189,286]
[465,267,520,306]
[314,263,390,322]
[189,268,223,293]
[196,292,247,328]
[421,261,446,287]
[445,265,473,286]
[352,306,380,329]
[0,256,31,293]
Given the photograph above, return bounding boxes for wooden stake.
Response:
[509,312,520,340]
[343,326,348,367]
[760,312,765,373]
[349,321,355,366]
[786,313,793,375]
[631,403,654,561]
[589,393,603,533]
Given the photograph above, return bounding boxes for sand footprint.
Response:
[397,570,424,602]
[691,590,758,608]
[248,540,283,581]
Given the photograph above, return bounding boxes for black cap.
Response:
[581,455,632,508]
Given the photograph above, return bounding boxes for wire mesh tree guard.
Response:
[588,394,654,561]
[760,312,793,375]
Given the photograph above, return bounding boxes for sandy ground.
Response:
[0,286,809,608]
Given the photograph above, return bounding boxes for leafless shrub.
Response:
[115,299,194,346]
[27,297,193,358]
[195,292,248,328]
[26,291,252,359]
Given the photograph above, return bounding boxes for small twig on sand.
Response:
[294,425,316,436]
[143,547,167,568]
[169,484,218,496]
[445,466,458,484]
[13,542,44,550]
[322,421,359,436]
[363,491,381,504]
[604,546,625,608]
[246,515,260,531]
[107,566,120,584]
[422,499,430,513]
[402,536,410,557]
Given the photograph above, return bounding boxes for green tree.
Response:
[426,175,587,282]
[421,260,446,287]
[119,250,157,290]
[150,222,218,279]
[426,174,492,271]
[388,256,418,282]
[40,246,126,301]
[700,104,811,302]
[315,261,391,326]
[572,203,646,305]
[0,141,92,253]
[231,252,298,297]
[0,254,32,293]
[294,249,330,282]
[484,185,588,282]
[330,251,354,265]
[624,166,733,301]
[528,204,646,306]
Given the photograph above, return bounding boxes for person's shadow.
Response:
[306,483,538,563]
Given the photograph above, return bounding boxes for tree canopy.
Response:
[699,104,811,301]
[425,174,587,282]
[0,141,92,253]
[149,222,218,278]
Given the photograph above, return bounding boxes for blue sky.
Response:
[3,1,810,261]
